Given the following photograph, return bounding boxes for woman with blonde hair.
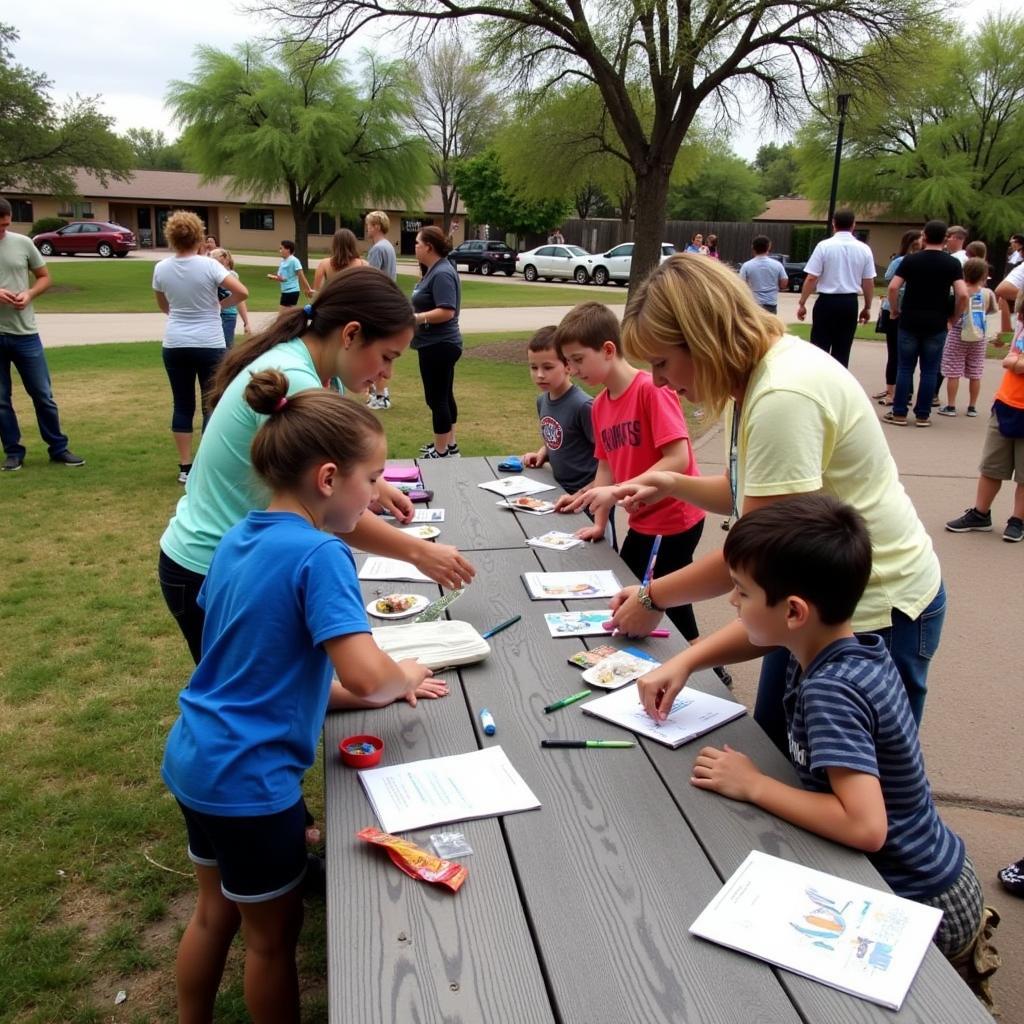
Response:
[209,247,252,347]
[604,254,944,749]
[153,211,248,483]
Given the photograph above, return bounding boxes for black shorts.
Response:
[177,797,308,903]
[279,290,300,308]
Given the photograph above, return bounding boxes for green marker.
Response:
[541,740,635,749]
[543,689,592,714]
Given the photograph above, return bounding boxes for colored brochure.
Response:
[523,570,622,600]
[526,531,584,551]
[689,851,942,1011]
[497,497,557,516]
[380,508,445,523]
[544,610,612,637]
[358,745,541,834]
[567,644,619,669]
[478,475,555,497]
[581,649,660,690]
[358,557,433,583]
[582,683,745,748]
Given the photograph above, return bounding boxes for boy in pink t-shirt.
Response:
[555,302,707,643]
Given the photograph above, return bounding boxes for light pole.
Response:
[826,93,852,231]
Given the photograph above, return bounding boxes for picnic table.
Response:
[323,456,992,1024]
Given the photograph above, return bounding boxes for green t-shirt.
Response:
[0,231,45,335]
[160,339,323,575]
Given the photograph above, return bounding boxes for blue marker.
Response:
[479,708,496,735]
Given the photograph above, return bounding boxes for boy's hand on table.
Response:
[410,541,475,590]
[398,660,435,706]
[522,450,544,468]
[635,660,688,720]
[606,586,663,639]
[404,675,449,706]
[573,524,605,543]
[690,745,762,802]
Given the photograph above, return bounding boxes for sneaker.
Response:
[1003,517,1024,543]
[998,857,1024,897]
[377,395,391,410]
[882,411,907,425]
[945,507,993,532]
[914,417,932,428]
[177,463,192,485]
[422,446,456,459]
[937,405,957,417]
[966,405,978,417]
[2,454,23,471]
[419,441,459,456]
[931,395,940,407]
[366,395,387,409]
[49,450,85,467]
[712,665,733,689]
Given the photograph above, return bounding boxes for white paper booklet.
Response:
[582,683,745,747]
[526,531,584,551]
[358,745,541,833]
[381,508,445,523]
[478,476,555,497]
[544,610,612,637]
[358,557,433,583]
[690,851,942,1011]
[523,570,622,600]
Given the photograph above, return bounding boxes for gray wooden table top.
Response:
[324,457,992,1024]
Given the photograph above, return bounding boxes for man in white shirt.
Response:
[946,226,969,265]
[796,209,876,367]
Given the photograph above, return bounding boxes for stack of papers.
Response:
[690,851,942,1011]
[523,571,622,600]
[358,557,433,583]
[478,476,555,497]
[358,746,541,833]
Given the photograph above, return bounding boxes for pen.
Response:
[482,614,522,639]
[543,689,592,714]
[641,534,662,586]
[541,740,635,749]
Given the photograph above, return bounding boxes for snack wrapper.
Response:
[357,827,468,892]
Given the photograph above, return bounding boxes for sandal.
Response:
[871,389,889,400]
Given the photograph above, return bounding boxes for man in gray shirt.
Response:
[364,210,397,408]
[739,235,788,314]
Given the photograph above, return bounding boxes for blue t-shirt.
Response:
[783,635,964,900]
[739,255,787,307]
[162,511,370,816]
[411,259,462,350]
[278,254,303,293]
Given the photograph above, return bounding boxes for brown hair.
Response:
[330,228,361,272]
[165,210,206,252]
[554,301,621,355]
[418,225,451,258]
[209,265,414,407]
[965,240,987,260]
[622,255,783,420]
[896,230,920,257]
[245,369,383,493]
[527,325,561,356]
[963,257,989,285]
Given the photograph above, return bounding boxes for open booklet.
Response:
[690,851,942,1011]
[358,745,541,834]
[478,476,555,497]
[582,683,745,747]
[522,570,622,600]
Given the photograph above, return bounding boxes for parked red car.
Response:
[33,221,137,258]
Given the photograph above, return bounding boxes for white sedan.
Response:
[516,244,593,283]
[583,242,677,285]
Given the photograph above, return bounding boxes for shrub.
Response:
[30,217,68,236]
[791,225,828,262]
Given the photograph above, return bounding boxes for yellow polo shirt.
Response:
[733,334,941,631]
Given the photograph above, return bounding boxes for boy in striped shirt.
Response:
[687,495,998,991]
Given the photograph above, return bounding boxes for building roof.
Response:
[16,169,465,215]
[755,197,917,226]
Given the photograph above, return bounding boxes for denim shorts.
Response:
[177,797,308,903]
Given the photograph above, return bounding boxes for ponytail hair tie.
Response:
[303,303,313,317]
[274,396,288,412]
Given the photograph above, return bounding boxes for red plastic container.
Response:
[338,734,384,768]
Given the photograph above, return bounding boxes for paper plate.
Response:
[401,525,441,539]
[366,594,430,619]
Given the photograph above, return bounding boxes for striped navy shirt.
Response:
[783,635,964,899]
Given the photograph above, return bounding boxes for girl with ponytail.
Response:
[162,368,446,1022]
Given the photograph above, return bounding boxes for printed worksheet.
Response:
[543,611,613,637]
[523,571,622,600]
[358,557,433,583]
[478,476,555,497]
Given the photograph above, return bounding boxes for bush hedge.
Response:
[30,217,68,236]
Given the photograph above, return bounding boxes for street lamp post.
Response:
[826,93,852,231]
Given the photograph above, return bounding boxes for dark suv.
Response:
[33,221,137,258]
[448,239,517,276]
[768,252,807,291]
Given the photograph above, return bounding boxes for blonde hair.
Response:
[209,247,235,270]
[165,210,206,252]
[365,210,390,235]
[621,254,784,420]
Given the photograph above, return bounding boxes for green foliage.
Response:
[667,153,766,221]
[167,43,431,264]
[796,13,1024,239]
[0,24,132,194]
[454,149,571,235]
[754,143,801,198]
[791,225,829,262]
[30,216,68,235]
[122,127,188,171]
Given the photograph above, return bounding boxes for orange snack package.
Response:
[356,827,468,893]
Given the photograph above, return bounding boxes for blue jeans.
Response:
[893,326,946,420]
[221,316,236,349]
[754,582,946,753]
[0,332,69,458]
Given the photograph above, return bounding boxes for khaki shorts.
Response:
[979,414,1024,481]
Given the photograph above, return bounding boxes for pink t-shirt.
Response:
[591,370,705,535]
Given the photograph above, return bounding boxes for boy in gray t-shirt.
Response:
[522,326,597,494]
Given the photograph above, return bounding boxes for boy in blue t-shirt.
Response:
[649,494,998,986]
[267,239,312,313]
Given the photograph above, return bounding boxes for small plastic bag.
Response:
[431,831,474,859]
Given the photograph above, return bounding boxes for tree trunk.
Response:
[628,168,671,299]
[291,204,311,271]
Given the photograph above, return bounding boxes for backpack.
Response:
[961,288,994,342]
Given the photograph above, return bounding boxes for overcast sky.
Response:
[8,0,1012,160]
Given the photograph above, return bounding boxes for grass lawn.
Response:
[33,262,626,315]
[1,331,647,1024]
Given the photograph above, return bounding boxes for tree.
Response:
[668,153,766,221]
[167,42,431,265]
[0,24,131,194]
[122,128,188,171]
[264,0,938,291]
[453,149,571,236]
[407,39,499,232]
[754,142,801,198]
[796,14,1024,241]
